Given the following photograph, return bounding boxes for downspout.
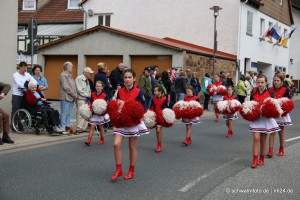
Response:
[79,6,87,30]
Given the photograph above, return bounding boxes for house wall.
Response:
[82,0,240,55]
[238,4,290,83]
[0,0,18,115]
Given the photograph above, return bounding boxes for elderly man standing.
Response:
[60,61,77,135]
[0,82,14,144]
[75,67,93,133]
[110,63,125,93]
[138,67,152,108]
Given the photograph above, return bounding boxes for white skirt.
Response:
[212,95,224,104]
[182,117,201,124]
[114,121,150,137]
[89,114,110,125]
[275,114,293,126]
[249,117,280,134]
[223,113,238,120]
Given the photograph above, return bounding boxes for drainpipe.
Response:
[79,6,87,30]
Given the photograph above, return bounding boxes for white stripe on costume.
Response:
[89,114,110,125]
[212,95,224,104]
[114,121,150,137]
[249,117,280,134]
[182,117,201,124]
[276,114,293,126]
[222,113,238,120]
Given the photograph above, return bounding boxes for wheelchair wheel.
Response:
[12,109,32,133]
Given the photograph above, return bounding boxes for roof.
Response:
[18,24,83,36]
[18,0,83,24]
[38,25,237,61]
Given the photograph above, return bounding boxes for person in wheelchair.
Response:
[25,81,63,133]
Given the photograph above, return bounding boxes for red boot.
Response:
[188,137,192,144]
[277,147,284,156]
[183,137,191,145]
[155,142,162,153]
[215,115,219,122]
[97,137,104,145]
[267,147,273,158]
[251,155,258,168]
[124,165,135,180]
[111,164,123,180]
[226,130,233,138]
[85,136,92,146]
[258,155,264,166]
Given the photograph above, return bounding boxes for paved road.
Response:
[0,102,299,200]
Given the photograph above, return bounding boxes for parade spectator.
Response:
[138,67,152,108]
[0,82,14,144]
[32,64,48,96]
[155,74,167,95]
[11,61,37,131]
[248,71,255,88]
[236,75,247,103]
[221,73,229,87]
[186,69,192,86]
[245,76,252,101]
[110,63,125,92]
[162,71,172,106]
[94,62,111,100]
[190,72,201,96]
[253,71,258,86]
[201,73,212,110]
[60,61,77,135]
[75,67,93,133]
[174,71,187,101]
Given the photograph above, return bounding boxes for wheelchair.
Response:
[12,99,54,135]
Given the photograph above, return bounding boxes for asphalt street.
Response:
[0,102,299,200]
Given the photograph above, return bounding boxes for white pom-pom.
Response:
[189,100,203,109]
[92,99,107,115]
[262,97,283,116]
[79,104,92,120]
[143,110,157,128]
[230,99,241,108]
[175,101,189,110]
[162,108,176,124]
[216,100,228,113]
[242,101,259,114]
[278,97,289,105]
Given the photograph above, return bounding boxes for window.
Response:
[246,11,253,36]
[98,15,111,27]
[280,0,284,6]
[68,0,80,9]
[23,0,36,11]
[260,18,265,36]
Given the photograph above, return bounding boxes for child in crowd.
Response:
[212,74,224,122]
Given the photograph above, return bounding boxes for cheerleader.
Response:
[182,86,201,145]
[111,69,149,180]
[223,86,238,138]
[267,74,292,158]
[150,85,169,152]
[249,74,280,168]
[212,74,224,122]
[84,81,109,146]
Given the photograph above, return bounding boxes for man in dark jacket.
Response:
[110,63,125,92]
[138,67,152,108]
[0,82,14,144]
[94,62,111,100]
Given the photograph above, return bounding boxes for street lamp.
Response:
[210,6,222,74]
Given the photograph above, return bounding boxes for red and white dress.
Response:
[269,85,293,126]
[248,88,280,134]
[212,81,224,104]
[182,96,201,124]
[114,86,149,137]
[89,92,110,125]
[222,94,238,120]
[150,96,168,128]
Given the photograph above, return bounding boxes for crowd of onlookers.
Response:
[0,61,298,144]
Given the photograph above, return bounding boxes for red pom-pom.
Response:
[156,111,173,128]
[278,98,294,116]
[239,101,261,121]
[215,100,229,114]
[206,84,217,96]
[189,101,204,117]
[173,101,188,119]
[261,98,283,118]
[120,100,144,127]
[228,100,242,114]
[217,85,227,96]
[107,100,124,128]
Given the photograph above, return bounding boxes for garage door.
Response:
[86,55,123,75]
[131,55,172,83]
[44,55,78,99]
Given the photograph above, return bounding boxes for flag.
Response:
[269,22,280,40]
[273,34,283,46]
[288,28,296,38]
[262,24,272,39]
[280,28,296,46]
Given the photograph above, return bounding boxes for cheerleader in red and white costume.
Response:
[150,85,169,152]
[267,74,293,158]
[111,69,149,180]
[249,75,280,168]
[182,86,201,145]
[223,86,238,138]
[212,74,224,122]
[85,81,109,146]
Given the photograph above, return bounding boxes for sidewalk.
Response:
[1,95,299,152]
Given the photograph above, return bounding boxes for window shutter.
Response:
[105,15,111,27]
[246,11,253,35]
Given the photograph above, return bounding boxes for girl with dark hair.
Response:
[267,74,292,158]
[223,86,238,138]
[212,74,224,122]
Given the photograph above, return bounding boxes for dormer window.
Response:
[23,0,36,11]
[68,0,80,9]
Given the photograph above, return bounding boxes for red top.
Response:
[213,81,223,87]
[184,95,199,102]
[25,90,49,110]
[118,86,140,101]
[224,95,236,100]
[151,96,168,112]
[251,88,272,104]
[269,86,291,99]
[90,92,107,104]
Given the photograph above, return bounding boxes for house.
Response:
[37,25,237,99]
[17,0,83,64]
[0,1,18,113]
[80,0,294,82]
